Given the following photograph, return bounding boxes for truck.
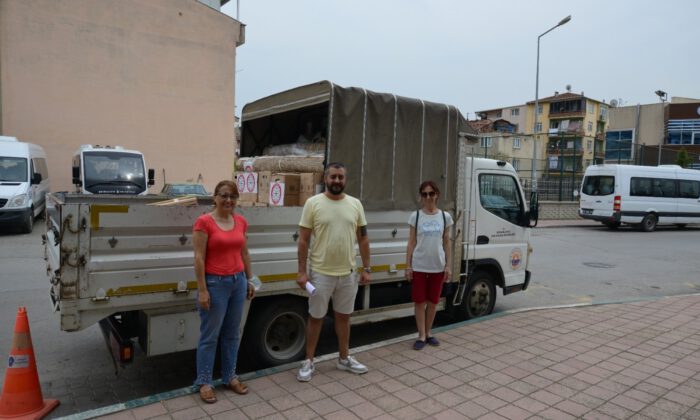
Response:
[45,81,538,370]
[71,144,155,195]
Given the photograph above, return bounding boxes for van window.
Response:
[0,157,28,182]
[32,158,48,180]
[479,174,523,224]
[582,175,614,196]
[652,178,676,198]
[630,177,653,196]
[679,180,700,199]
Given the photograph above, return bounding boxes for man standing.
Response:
[296,162,371,382]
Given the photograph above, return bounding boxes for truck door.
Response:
[474,172,529,287]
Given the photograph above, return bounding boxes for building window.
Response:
[667,119,700,145]
[511,108,520,116]
[534,122,542,133]
[495,111,502,118]
[587,140,592,151]
[511,158,520,170]
[587,103,594,114]
[537,104,543,115]
[600,106,608,120]
[513,137,521,149]
[480,137,492,148]
[605,129,634,161]
[587,121,593,133]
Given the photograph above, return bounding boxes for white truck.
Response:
[45,81,538,370]
[71,144,155,195]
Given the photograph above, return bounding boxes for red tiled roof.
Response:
[527,92,583,104]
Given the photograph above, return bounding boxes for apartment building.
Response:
[465,119,534,180]
[0,0,244,191]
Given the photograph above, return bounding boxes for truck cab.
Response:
[72,145,154,195]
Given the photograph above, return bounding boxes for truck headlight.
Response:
[6,193,29,208]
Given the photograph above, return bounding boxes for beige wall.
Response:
[0,0,242,192]
[608,103,664,146]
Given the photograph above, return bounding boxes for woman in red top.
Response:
[193,180,254,403]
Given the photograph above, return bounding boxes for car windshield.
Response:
[169,184,207,195]
[581,175,615,196]
[0,157,28,182]
[83,151,146,194]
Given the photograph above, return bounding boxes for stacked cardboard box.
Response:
[233,170,323,207]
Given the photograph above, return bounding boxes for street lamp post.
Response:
[531,15,571,192]
[655,90,667,165]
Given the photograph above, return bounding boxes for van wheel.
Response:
[640,214,657,232]
[604,221,620,230]
[244,298,307,368]
[22,208,34,233]
[450,271,496,320]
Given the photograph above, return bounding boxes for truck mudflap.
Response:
[99,315,134,373]
[503,270,530,295]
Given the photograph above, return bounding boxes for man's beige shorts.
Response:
[308,270,358,318]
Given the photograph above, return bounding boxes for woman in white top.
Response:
[405,181,453,350]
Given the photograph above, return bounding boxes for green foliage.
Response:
[675,148,694,168]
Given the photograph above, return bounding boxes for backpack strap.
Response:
[414,209,419,236]
[442,210,446,234]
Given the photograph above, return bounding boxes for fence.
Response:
[478,143,700,202]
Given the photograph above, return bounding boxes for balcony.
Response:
[548,110,585,119]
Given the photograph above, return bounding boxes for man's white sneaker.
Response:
[337,355,368,374]
[297,358,315,382]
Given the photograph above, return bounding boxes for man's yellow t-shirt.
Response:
[299,193,367,276]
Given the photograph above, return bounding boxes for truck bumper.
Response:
[503,270,530,295]
[0,208,31,226]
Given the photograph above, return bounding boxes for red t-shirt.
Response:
[193,213,248,275]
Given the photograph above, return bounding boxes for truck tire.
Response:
[640,214,657,232]
[244,298,307,368]
[450,270,497,320]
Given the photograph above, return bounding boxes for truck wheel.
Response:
[450,271,496,320]
[244,298,307,368]
[464,271,496,318]
[640,214,657,232]
[22,208,34,233]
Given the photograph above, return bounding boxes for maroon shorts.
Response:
[411,271,444,304]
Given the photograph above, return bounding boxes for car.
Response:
[160,183,209,197]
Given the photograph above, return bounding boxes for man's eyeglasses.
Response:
[420,191,436,198]
[217,194,239,200]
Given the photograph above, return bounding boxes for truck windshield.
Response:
[581,176,614,196]
[83,151,146,194]
[0,157,28,182]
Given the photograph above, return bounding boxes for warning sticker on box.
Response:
[8,355,29,368]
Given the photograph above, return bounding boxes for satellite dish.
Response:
[566,84,571,92]
[610,99,618,107]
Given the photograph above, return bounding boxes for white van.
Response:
[579,164,700,232]
[0,136,50,233]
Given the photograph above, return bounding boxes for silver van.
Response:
[0,136,50,233]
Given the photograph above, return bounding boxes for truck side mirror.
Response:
[72,166,82,186]
[529,191,539,227]
[147,169,155,187]
[31,173,42,185]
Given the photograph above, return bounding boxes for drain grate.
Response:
[583,262,616,269]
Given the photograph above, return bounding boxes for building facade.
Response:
[0,0,244,192]
[466,119,534,181]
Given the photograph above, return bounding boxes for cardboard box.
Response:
[299,172,324,206]
[269,173,300,206]
[257,171,272,203]
[235,172,258,193]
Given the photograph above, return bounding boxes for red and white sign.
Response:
[245,173,258,193]
[269,181,285,206]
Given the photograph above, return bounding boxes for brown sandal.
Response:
[199,385,217,404]
[224,379,249,395]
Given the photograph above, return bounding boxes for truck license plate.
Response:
[581,209,593,215]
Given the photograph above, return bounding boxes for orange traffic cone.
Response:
[0,307,58,419]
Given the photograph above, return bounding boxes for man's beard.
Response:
[327,183,345,195]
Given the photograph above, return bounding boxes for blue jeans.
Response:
[194,272,247,386]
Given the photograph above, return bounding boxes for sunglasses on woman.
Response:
[420,191,436,198]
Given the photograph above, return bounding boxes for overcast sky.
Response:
[222,0,699,120]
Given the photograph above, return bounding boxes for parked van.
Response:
[0,136,50,233]
[579,164,700,231]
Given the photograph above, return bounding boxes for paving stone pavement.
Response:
[80,293,700,420]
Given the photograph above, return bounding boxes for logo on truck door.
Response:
[510,248,522,270]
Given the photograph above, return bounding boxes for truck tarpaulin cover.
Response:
[241,81,474,211]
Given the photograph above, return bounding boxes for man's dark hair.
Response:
[324,162,345,176]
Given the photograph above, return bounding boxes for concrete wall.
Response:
[608,103,664,147]
[0,0,242,192]
[539,200,580,220]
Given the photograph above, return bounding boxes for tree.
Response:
[675,147,694,168]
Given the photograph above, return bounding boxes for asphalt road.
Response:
[0,221,699,418]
